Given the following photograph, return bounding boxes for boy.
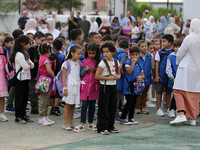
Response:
[136,40,155,114]
[155,34,174,117]
[3,35,13,57]
[166,39,182,118]
[28,31,46,114]
[89,32,100,45]
[120,46,145,125]
[45,33,53,46]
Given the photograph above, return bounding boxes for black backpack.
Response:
[49,53,59,75]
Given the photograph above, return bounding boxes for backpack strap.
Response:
[103,59,112,76]
[113,58,119,74]
[66,60,71,74]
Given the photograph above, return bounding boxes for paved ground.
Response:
[0,103,200,150]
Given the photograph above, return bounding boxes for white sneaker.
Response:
[63,124,72,131]
[170,115,187,125]
[151,98,156,102]
[146,101,155,108]
[156,108,165,117]
[185,119,196,126]
[46,116,55,125]
[37,117,51,126]
[75,104,80,109]
[168,109,175,118]
[73,110,80,119]
[165,109,170,115]
[0,113,8,122]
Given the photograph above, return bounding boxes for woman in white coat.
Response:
[170,19,200,126]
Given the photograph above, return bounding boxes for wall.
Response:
[183,0,200,21]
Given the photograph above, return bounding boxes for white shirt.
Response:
[89,21,99,33]
[166,52,176,80]
[131,26,140,39]
[98,59,120,85]
[164,23,181,40]
[15,52,34,80]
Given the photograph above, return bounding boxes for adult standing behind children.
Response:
[170,19,200,126]
[79,15,90,43]
[23,19,37,36]
[18,10,29,30]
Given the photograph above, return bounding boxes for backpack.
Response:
[49,53,59,75]
[113,51,127,59]
[0,48,7,58]
[53,60,81,97]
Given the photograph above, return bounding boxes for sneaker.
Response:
[170,115,187,125]
[37,117,51,126]
[26,108,30,112]
[110,127,119,133]
[23,115,34,122]
[165,109,170,115]
[120,119,132,125]
[185,119,196,126]
[46,116,55,124]
[63,124,72,131]
[54,107,61,116]
[100,130,109,135]
[168,109,175,118]
[0,113,8,122]
[156,108,165,117]
[151,98,156,102]
[75,104,81,109]
[135,109,142,114]
[142,108,149,114]
[146,101,155,108]
[5,106,15,113]
[50,108,55,115]
[73,110,80,119]
[115,117,121,123]
[128,119,138,125]
[15,117,26,124]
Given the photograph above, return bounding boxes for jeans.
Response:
[131,38,138,44]
[80,99,96,124]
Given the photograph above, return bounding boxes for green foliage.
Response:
[0,0,18,14]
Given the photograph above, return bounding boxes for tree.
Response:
[44,0,84,14]
[23,0,48,12]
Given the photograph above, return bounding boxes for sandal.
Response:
[88,124,97,131]
[74,125,85,132]
[63,124,72,131]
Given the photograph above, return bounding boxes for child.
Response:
[9,35,34,124]
[74,42,101,132]
[153,39,161,59]
[155,34,174,116]
[62,44,82,131]
[147,42,154,54]
[89,32,100,45]
[95,41,120,135]
[166,39,182,118]
[0,35,9,122]
[50,38,65,116]
[136,40,155,114]
[28,31,45,114]
[37,43,55,126]
[45,33,53,46]
[121,46,145,124]
[130,21,140,44]
[3,35,14,57]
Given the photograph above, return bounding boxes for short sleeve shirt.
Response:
[69,17,78,32]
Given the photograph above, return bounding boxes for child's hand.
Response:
[113,74,120,80]
[63,89,68,97]
[155,76,161,83]
[86,66,91,71]
[27,62,32,66]
[136,76,143,82]
[131,58,137,64]
[91,68,96,72]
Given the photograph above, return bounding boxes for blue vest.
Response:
[122,59,142,95]
[168,53,178,88]
[158,48,174,84]
[138,51,152,87]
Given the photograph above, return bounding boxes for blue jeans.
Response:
[131,38,138,44]
[80,100,96,124]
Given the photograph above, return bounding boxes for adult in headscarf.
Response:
[42,18,60,40]
[164,17,181,40]
[143,16,157,42]
[122,19,132,41]
[23,19,37,35]
[156,16,168,39]
[170,19,200,126]
[182,19,191,36]
[99,18,110,37]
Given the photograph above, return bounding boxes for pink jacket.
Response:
[0,48,8,92]
[80,57,99,100]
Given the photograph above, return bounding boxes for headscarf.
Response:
[100,18,110,29]
[123,19,132,30]
[169,17,175,25]
[24,19,37,31]
[158,16,167,31]
[46,18,56,33]
[148,16,154,26]
[188,19,200,75]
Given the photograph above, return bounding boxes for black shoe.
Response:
[31,110,39,114]
[23,115,34,122]
[15,117,26,124]
[54,107,61,116]
[110,127,119,133]
[50,108,55,115]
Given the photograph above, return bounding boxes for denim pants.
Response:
[80,99,96,124]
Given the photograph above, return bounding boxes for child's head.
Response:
[162,34,174,49]
[152,39,161,51]
[181,34,186,40]
[129,46,140,60]
[70,29,84,45]
[12,29,23,40]
[66,44,82,61]
[118,40,129,51]
[85,42,101,66]
[101,35,113,44]
[89,32,100,45]
[45,33,53,45]
[27,33,34,45]
[100,41,116,60]
[138,40,147,54]
[38,42,51,57]
[3,35,14,48]
[173,39,182,53]
[116,36,129,48]
[53,38,63,52]
[147,42,154,53]
[34,31,45,45]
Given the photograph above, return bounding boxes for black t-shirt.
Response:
[18,17,29,30]
[68,17,78,32]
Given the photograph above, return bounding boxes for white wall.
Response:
[183,0,200,21]
[115,0,124,17]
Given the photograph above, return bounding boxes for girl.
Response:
[62,44,82,131]
[74,42,101,132]
[147,42,154,54]
[0,35,9,122]
[95,41,120,135]
[37,43,55,126]
[9,35,34,124]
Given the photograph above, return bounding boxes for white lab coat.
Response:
[173,36,200,93]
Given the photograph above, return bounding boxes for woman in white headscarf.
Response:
[170,19,200,126]
[164,17,181,40]
[143,16,157,42]
[42,18,60,40]
[99,18,110,37]
[23,19,37,35]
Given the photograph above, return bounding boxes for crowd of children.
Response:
[0,18,200,135]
